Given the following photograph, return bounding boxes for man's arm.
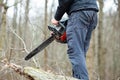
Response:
[54,0,74,21]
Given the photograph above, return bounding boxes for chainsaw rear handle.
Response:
[57,22,65,29]
[57,22,66,35]
[48,22,66,36]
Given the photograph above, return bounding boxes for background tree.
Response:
[97,0,106,80]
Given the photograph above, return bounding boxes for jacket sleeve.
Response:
[54,0,74,21]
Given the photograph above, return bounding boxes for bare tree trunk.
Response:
[117,6,120,78]
[97,0,106,80]
[24,0,30,50]
[118,0,120,19]
[18,1,22,48]
[0,2,2,26]
[113,1,120,79]
[0,0,3,48]
[8,0,18,61]
[49,0,55,23]
[92,30,100,80]
[0,1,8,58]
[44,0,48,71]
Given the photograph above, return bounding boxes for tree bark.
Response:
[0,1,8,57]
[44,0,48,71]
[2,59,79,80]
[98,0,106,80]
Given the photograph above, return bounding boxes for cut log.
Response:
[24,67,78,80]
[1,59,79,80]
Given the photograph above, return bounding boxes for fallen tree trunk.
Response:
[1,59,78,80]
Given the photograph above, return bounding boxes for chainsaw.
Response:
[25,20,67,60]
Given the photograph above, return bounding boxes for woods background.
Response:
[0,0,120,80]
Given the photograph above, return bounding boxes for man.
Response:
[51,0,98,80]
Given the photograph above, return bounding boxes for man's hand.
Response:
[51,18,59,25]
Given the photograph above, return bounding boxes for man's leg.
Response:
[84,11,98,54]
[66,11,89,80]
[66,11,97,80]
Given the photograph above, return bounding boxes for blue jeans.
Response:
[66,11,98,80]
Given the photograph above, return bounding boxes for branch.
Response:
[8,0,22,8]
[9,27,38,67]
[10,27,29,53]
[0,0,22,11]
[114,0,118,5]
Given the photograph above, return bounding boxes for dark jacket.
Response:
[55,0,99,21]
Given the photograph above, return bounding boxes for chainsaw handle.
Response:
[57,22,65,29]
